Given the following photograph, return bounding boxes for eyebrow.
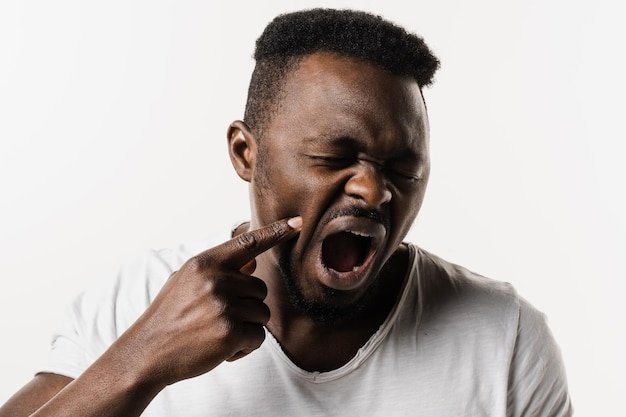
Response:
[300,135,359,153]
[302,134,355,145]
[302,134,423,160]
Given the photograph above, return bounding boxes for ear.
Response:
[227,120,257,182]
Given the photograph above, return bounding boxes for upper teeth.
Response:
[347,230,371,238]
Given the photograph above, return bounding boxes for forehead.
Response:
[266,52,428,151]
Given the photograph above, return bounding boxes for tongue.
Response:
[322,232,369,272]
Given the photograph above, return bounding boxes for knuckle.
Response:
[235,233,258,250]
[214,318,236,342]
[205,273,224,292]
[212,304,235,335]
[207,282,230,307]
[236,221,288,251]
[265,221,288,239]
[185,255,211,273]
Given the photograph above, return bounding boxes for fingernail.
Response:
[287,216,303,230]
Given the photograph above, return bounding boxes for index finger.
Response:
[200,216,302,270]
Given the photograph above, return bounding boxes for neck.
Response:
[260,244,410,372]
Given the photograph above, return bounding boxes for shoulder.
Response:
[112,233,231,300]
[409,245,520,320]
[67,229,232,336]
[392,245,523,363]
[410,246,560,343]
[39,229,233,378]
[405,245,572,416]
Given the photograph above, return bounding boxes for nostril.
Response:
[344,170,392,207]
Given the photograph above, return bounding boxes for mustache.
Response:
[320,206,390,230]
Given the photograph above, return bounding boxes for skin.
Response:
[229,52,430,371]
[0,51,430,415]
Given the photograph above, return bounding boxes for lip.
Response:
[314,215,387,291]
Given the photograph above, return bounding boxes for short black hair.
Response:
[243,8,440,139]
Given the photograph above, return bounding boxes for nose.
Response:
[344,162,392,208]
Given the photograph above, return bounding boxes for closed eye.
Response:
[306,154,423,181]
[384,155,424,182]
[305,155,355,168]
[386,168,422,181]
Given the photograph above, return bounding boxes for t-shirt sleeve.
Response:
[507,297,573,417]
[36,248,180,379]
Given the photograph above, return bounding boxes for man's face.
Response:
[249,52,430,319]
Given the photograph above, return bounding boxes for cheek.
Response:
[252,160,321,222]
[391,182,427,233]
[282,175,335,219]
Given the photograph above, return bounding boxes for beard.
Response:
[277,245,381,324]
[276,205,391,324]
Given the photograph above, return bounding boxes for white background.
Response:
[1,0,624,414]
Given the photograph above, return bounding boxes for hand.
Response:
[116,216,302,389]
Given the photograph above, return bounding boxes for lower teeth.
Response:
[353,266,360,272]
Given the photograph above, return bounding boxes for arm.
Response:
[0,373,72,416]
[1,217,302,416]
[0,368,156,417]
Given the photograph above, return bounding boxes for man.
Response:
[0,8,572,416]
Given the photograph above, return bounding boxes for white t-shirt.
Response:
[40,232,573,416]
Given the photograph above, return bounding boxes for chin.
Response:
[278,252,381,324]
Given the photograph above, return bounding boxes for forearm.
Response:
[6,218,298,416]
[30,344,163,417]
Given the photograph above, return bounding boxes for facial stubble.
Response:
[277,243,382,324]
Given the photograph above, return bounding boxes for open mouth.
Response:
[321,231,375,273]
